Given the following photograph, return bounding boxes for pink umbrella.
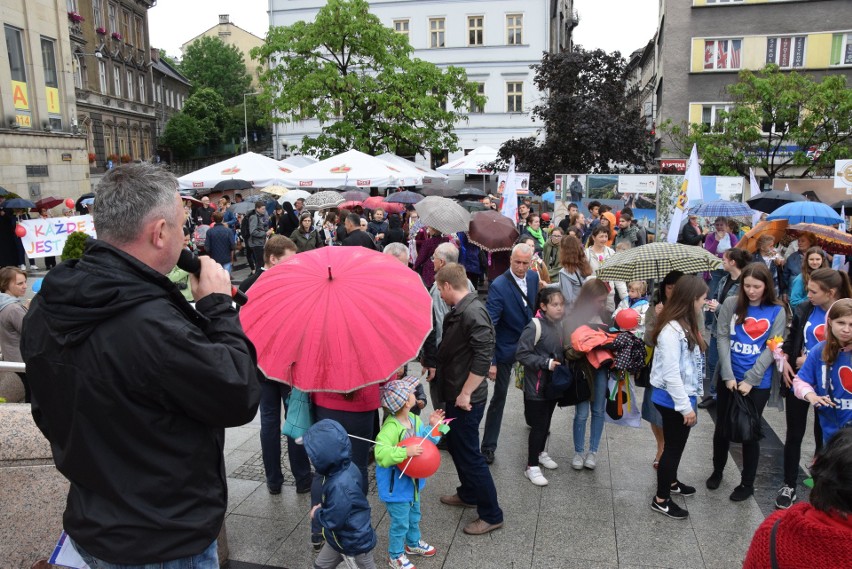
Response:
[239,247,432,392]
[379,201,406,215]
[363,195,387,210]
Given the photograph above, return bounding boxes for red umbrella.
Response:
[379,201,406,215]
[363,196,387,210]
[31,196,64,211]
[239,247,432,392]
[338,200,363,210]
[467,210,519,252]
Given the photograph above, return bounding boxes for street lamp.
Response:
[243,91,260,153]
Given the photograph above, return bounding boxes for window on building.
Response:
[67,0,78,12]
[113,64,122,97]
[703,38,742,70]
[93,0,104,28]
[74,58,84,89]
[468,16,484,46]
[143,139,150,160]
[132,137,139,160]
[41,38,58,88]
[766,36,805,68]
[507,81,523,113]
[701,104,731,131]
[5,25,26,82]
[135,17,143,48]
[393,19,409,39]
[138,75,145,103]
[126,70,134,100]
[104,131,112,156]
[830,33,852,66]
[119,137,126,157]
[507,14,523,45]
[121,10,130,43]
[470,82,485,113]
[429,18,445,48]
[98,60,107,92]
[49,117,62,130]
[108,3,117,34]
[762,104,799,134]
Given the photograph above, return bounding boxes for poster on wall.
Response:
[617,175,658,210]
[19,215,96,258]
[497,172,530,195]
[586,175,620,201]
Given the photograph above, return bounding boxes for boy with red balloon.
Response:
[375,376,446,569]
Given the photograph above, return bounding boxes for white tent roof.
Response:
[436,145,499,176]
[177,152,292,190]
[280,155,317,169]
[279,149,404,189]
[376,153,448,186]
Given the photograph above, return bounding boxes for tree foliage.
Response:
[492,47,653,191]
[661,65,852,180]
[61,232,89,261]
[160,113,204,160]
[182,88,228,145]
[252,0,484,158]
[179,36,253,107]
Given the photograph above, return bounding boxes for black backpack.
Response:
[240,210,255,242]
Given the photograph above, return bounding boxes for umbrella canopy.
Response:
[280,155,317,169]
[788,223,852,255]
[75,192,95,214]
[262,185,290,197]
[541,191,556,203]
[240,247,432,392]
[831,199,852,212]
[338,200,364,210]
[687,200,753,218]
[468,210,519,252]
[182,196,203,206]
[421,186,460,198]
[31,196,64,211]
[362,196,388,210]
[0,186,9,196]
[436,146,499,175]
[379,202,406,215]
[305,190,345,211]
[459,200,488,213]
[596,242,723,282]
[737,220,789,253]
[3,198,36,209]
[376,153,448,185]
[385,190,424,204]
[747,190,806,214]
[341,190,370,202]
[766,201,843,225]
[243,194,268,203]
[279,189,311,205]
[280,149,403,189]
[231,202,254,215]
[457,187,487,199]
[177,152,291,191]
[414,196,471,234]
[213,179,252,192]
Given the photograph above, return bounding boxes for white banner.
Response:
[835,159,852,190]
[20,215,96,258]
[715,176,745,200]
[617,175,658,194]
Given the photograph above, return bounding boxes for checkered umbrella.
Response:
[687,200,753,218]
[414,196,471,234]
[304,191,345,211]
[596,242,723,282]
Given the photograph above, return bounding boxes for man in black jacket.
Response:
[21,163,261,566]
[342,212,377,250]
[434,262,504,536]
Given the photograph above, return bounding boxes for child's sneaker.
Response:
[538,451,558,470]
[405,540,437,557]
[310,532,324,552]
[525,465,549,486]
[388,553,415,569]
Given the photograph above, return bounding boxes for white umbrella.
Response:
[279,149,401,189]
[376,153,448,186]
[436,146,499,176]
[280,155,317,169]
[177,152,292,190]
[278,189,311,205]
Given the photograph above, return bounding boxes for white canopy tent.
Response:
[436,146,499,176]
[280,155,317,170]
[177,152,292,191]
[376,153,448,186]
[279,149,405,189]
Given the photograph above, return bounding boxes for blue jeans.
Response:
[385,500,422,558]
[72,538,217,569]
[707,268,725,299]
[704,334,719,399]
[222,262,232,273]
[572,368,607,454]
[481,362,512,452]
[446,401,503,524]
[259,380,312,489]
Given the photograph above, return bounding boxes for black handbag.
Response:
[724,389,763,443]
[544,360,574,399]
[557,359,591,407]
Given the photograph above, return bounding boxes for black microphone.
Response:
[177,249,248,306]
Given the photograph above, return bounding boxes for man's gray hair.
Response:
[434,242,459,264]
[512,243,534,257]
[94,163,178,245]
[383,242,409,263]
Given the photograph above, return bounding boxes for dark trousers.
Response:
[783,388,823,487]
[482,362,512,452]
[446,401,503,524]
[525,398,557,467]
[244,243,256,270]
[251,246,265,273]
[655,404,692,500]
[259,380,312,489]
[712,383,771,486]
[310,407,375,534]
[428,378,444,412]
[18,372,29,403]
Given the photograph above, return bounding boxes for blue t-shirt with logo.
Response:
[795,341,852,444]
[803,305,827,355]
[729,303,783,389]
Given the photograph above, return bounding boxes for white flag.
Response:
[749,168,762,226]
[500,155,519,223]
[667,144,703,243]
[834,206,847,270]
[784,183,791,192]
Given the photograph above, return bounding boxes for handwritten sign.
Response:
[19,215,96,258]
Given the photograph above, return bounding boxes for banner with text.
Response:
[20,215,96,258]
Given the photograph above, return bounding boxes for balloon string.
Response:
[346,434,388,446]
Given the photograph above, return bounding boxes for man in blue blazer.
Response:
[482,243,539,464]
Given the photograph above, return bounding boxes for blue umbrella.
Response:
[767,201,843,225]
[385,190,423,204]
[3,198,36,209]
[687,200,753,218]
[541,191,556,203]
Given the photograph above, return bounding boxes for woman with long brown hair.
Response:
[556,235,592,310]
[789,246,828,308]
[649,275,708,519]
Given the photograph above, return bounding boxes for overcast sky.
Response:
[149,0,659,60]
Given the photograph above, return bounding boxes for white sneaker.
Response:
[584,452,597,470]
[571,452,585,470]
[538,452,558,470]
[525,466,548,486]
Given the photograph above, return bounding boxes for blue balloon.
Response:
[31,278,43,294]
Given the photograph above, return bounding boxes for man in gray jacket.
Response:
[248,201,270,275]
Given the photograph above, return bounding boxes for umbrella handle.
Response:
[328,266,333,280]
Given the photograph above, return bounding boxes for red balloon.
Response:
[397,437,441,479]
[541,212,551,222]
[615,307,640,331]
[14,224,26,238]
[65,198,75,209]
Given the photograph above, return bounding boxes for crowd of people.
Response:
[8,164,852,569]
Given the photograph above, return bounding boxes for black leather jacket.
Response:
[436,293,495,405]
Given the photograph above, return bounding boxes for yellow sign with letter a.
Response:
[12,80,29,110]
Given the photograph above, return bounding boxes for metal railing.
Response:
[0,362,25,373]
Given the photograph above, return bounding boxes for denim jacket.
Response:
[650,321,704,414]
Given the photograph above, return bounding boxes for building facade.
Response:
[0,0,90,201]
[652,0,852,163]
[268,0,575,164]
[180,15,264,85]
[150,49,191,162]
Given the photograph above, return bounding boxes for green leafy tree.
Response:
[180,36,252,107]
[661,65,852,180]
[158,49,179,69]
[252,0,484,157]
[160,113,205,160]
[61,231,89,261]
[182,88,228,145]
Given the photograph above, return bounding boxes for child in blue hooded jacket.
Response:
[376,377,444,569]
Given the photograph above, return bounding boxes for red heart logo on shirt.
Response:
[814,324,826,342]
[839,366,852,393]
[743,317,770,341]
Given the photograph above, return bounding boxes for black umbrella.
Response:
[3,198,36,209]
[746,190,806,214]
[459,200,487,212]
[457,187,487,199]
[831,199,852,212]
[75,192,95,214]
[213,179,252,192]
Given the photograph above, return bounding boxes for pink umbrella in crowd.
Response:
[239,247,432,392]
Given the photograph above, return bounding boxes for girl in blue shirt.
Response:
[709,263,786,502]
